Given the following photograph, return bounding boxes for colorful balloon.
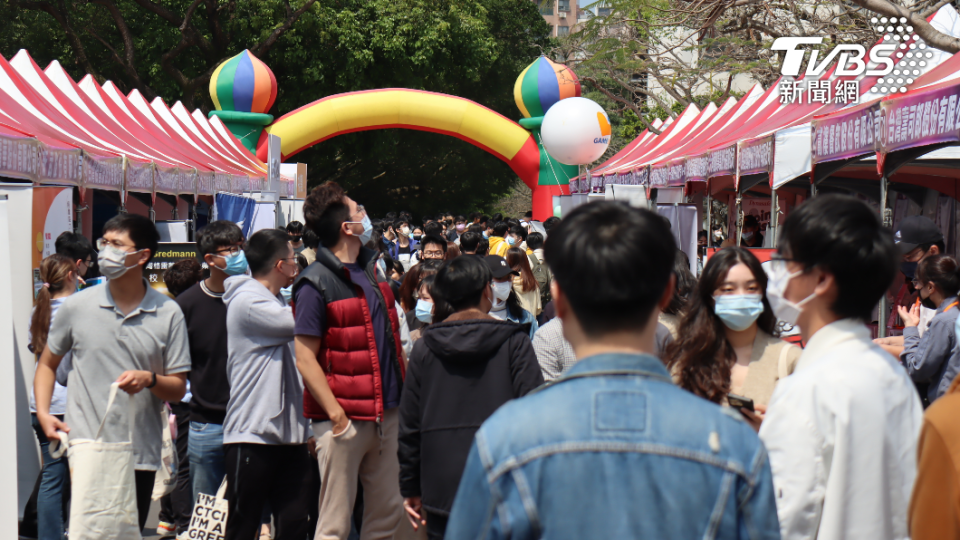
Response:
[514,57,581,119]
[541,97,611,165]
[210,50,278,114]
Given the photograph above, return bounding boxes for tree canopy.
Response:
[1,0,554,217]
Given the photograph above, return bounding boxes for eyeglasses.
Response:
[912,279,924,289]
[214,246,243,256]
[96,238,135,251]
[423,250,444,258]
[350,205,366,219]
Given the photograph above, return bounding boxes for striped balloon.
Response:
[210,50,278,114]
[514,57,581,119]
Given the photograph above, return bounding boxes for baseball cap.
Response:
[894,215,943,255]
[484,255,519,279]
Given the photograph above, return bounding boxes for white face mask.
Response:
[400,226,411,236]
[765,259,816,326]
[98,245,144,280]
[490,280,512,310]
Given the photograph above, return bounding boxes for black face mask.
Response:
[920,289,939,310]
[290,235,302,243]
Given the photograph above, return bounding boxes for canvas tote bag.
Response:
[51,382,141,540]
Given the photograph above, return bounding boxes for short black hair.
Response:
[423,221,443,237]
[197,220,243,256]
[743,214,759,228]
[421,234,447,253]
[468,212,480,222]
[454,215,466,223]
[543,216,561,232]
[303,181,350,248]
[477,237,490,256]
[493,221,509,237]
[385,211,397,221]
[698,230,708,239]
[545,201,675,335]
[433,255,492,319]
[286,221,304,235]
[103,214,160,264]
[163,258,203,297]
[246,229,291,277]
[460,231,481,253]
[526,232,544,250]
[508,224,526,241]
[779,194,896,321]
[524,211,533,218]
[55,231,94,262]
[492,213,503,222]
[303,229,320,249]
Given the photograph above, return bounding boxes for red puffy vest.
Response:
[293,248,405,422]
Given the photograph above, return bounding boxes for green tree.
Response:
[1,0,553,217]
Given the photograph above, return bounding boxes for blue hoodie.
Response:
[222,275,309,445]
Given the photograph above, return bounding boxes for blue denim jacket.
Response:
[446,353,781,540]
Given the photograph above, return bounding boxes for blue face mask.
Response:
[280,285,293,304]
[482,231,489,239]
[415,298,433,324]
[506,236,516,246]
[713,294,764,331]
[220,251,249,276]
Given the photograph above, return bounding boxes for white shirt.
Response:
[759,318,923,540]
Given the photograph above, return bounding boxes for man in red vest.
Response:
[293,181,409,539]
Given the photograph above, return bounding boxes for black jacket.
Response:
[398,309,544,516]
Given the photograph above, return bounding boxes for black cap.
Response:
[484,255,519,279]
[895,215,943,255]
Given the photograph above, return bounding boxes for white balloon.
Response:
[541,97,611,165]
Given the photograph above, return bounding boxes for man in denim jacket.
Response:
[446,202,781,540]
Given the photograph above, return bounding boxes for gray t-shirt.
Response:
[47,280,191,470]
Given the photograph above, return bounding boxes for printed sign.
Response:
[186,492,228,540]
[739,136,773,177]
[145,242,203,298]
[879,81,960,155]
[708,145,736,178]
[811,101,882,164]
[685,154,709,182]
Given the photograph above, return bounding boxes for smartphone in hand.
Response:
[727,393,755,412]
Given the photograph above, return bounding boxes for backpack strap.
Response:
[778,342,791,380]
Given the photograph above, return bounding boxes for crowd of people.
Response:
[22,182,960,540]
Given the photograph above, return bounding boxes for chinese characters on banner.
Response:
[146,243,202,298]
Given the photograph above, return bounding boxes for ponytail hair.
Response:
[917,254,960,298]
[30,254,76,356]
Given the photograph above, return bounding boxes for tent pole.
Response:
[771,188,778,248]
[878,174,889,339]
[735,193,743,246]
[706,186,712,246]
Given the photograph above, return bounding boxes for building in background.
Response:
[535,0,579,37]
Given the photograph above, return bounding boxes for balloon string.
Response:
[536,132,564,187]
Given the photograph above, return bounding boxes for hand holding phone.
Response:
[727,393,754,412]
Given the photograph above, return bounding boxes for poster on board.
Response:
[146,243,202,298]
[31,187,73,295]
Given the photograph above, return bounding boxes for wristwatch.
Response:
[147,372,157,389]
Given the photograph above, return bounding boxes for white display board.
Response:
[657,203,700,274]
[155,220,191,243]
[605,184,648,208]
[249,201,278,235]
[0,185,41,522]
[278,199,305,227]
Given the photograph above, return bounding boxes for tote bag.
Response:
[186,478,228,539]
[51,382,141,540]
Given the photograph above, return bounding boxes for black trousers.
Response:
[224,443,311,540]
[159,403,192,531]
[134,470,156,532]
[426,511,449,540]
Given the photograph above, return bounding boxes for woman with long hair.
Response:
[29,254,79,540]
[901,254,960,404]
[505,247,541,317]
[663,247,801,409]
[409,274,437,343]
[403,260,443,336]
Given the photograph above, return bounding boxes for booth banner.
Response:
[649,163,669,187]
[125,159,154,195]
[155,165,181,195]
[604,174,619,188]
[708,145,736,178]
[665,159,686,187]
[0,135,40,182]
[178,170,193,197]
[811,101,881,164]
[232,175,249,194]
[214,172,231,194]
[739,135,773,177]
[879,83,960,155]
[635,166,649,186]
[39,142,81,186]
[568,176,581,194]
[31,187,73,291]
[146,243,201,298]
[590,173,602,192]
[198,171,215,197]
[81,152,123,192]
[685,154,709,183]
[295,163,308,199]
